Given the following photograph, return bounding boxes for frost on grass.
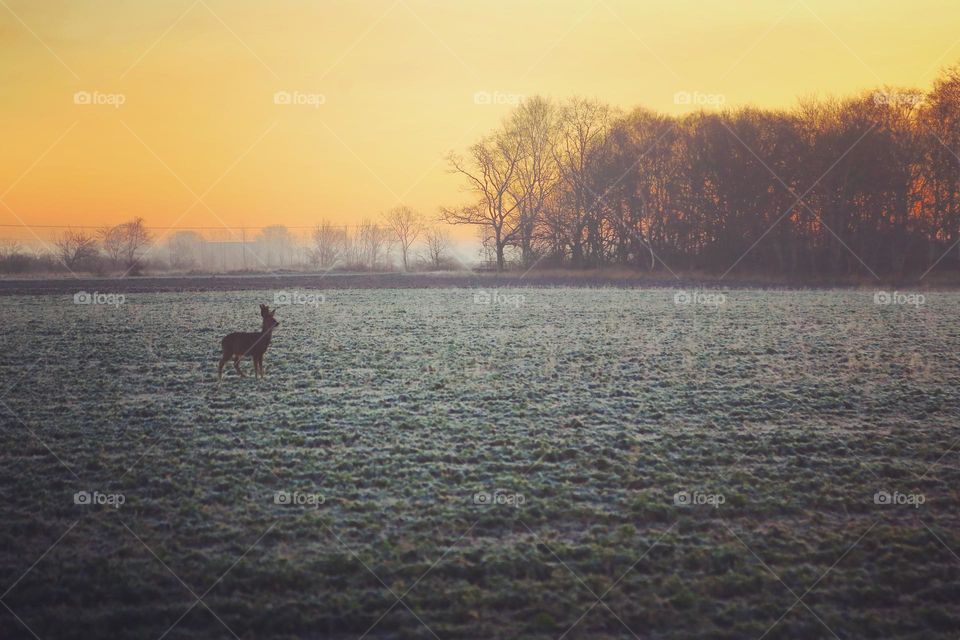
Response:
[0,288,958,639]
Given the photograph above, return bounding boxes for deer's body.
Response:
[218,304,279,381]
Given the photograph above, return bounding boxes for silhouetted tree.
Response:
[442,64,960,277]
[55,229,99,271]
[383,206,424,271]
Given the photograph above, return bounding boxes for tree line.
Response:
[309,210,452,272]
[7,65,960,278]
[0,212,454,275]
[442,64,960,277]
[53,218,152,274]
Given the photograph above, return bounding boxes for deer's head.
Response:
[260,304,279,331]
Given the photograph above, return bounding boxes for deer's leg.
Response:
[218,353,230,381]
[252,355,261,378]
[233,355,245,377]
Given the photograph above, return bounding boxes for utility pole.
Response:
[242,227,247,270]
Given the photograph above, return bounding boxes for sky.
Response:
[2,0,960,244]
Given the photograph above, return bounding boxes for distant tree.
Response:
[0,240,22,260]
[0,240,30,273]
[922,63,960,269]
[166,230,204,269]
[356,219,393,270]
[98,225,124,265]
[55,229,99,271]
[424,226,451,269]
[507,96,560,266]
[595,107,679,270]
[311,220,347,268]
[98,217,152,272]
[441,130,525,271]
[554,97,614,267]
[383,206,425,271]
[341,227,362,267]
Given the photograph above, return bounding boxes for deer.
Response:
[218,304,279,382]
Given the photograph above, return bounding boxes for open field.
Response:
[1,287,959,639]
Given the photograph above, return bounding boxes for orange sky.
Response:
[2,0,959,243]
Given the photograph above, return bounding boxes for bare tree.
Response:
[555,97,614,267]
[341,227,362,267]
[424,226,451,269]
[311,220,347,268]
[98,217,152,271]
[923,63,960,265]
[383,205,425,271]
[507,96,559,266]
[0,240,34,274]
[55,229,99,270]
[98,225,125,266]
[356,219,393,270]
[124,218,152,268]
[0,240,22,260]
[166,230,203,269]
[441,130,525,270]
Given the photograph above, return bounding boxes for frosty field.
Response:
[1,287,959,639]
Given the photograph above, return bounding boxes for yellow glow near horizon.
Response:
[2,0,959,242]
